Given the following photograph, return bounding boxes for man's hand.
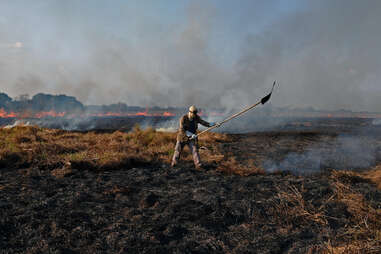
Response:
[211,122,221,127]
[186,131,197,140]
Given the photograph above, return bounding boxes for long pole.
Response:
[193,81,276,139]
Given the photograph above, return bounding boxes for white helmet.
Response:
[188,105,198,114]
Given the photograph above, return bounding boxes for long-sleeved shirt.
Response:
[176,114,211,142]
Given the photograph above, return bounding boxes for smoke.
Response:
[373,119,381,126]
[0,0,380,112]
[263,134,378,175]
[4,120,31,129]
[0,42,23,49]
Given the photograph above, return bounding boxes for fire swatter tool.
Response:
[192,81,277,139]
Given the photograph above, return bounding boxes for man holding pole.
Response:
[170,81,276,170]
[171,105,219,169]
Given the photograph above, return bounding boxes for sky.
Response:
[0,0,380,112]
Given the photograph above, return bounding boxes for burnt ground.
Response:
[1,122,381,253]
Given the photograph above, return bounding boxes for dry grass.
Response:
[0,125,263,175]
[273,184,329,226]
[329,171,381,247]
[363,165,381,190]
[316,171,381,253]
[265,169,381,253]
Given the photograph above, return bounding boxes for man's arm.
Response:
[197,116,211,127]
[179,116,187,131]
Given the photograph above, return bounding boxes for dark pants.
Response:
[171,139,201,167]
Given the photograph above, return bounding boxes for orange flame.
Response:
[163,111,176,117]
[34,110,66,118]
[0,108,17,118]
[0,107,177,119]
[0,108,67,118]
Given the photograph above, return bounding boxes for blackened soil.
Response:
[1,164,380,254]
[222,130,381,173]
[1,126,381,253]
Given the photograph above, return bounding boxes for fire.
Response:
[0,108,17,118]
[35,110,66,118]
[87,106,176,117]
[0,107,177,119]
[136,111,149,116]
[163,112,175,117]
[0,108,66,118]
[88,111,176,117]
[2,106,381,120]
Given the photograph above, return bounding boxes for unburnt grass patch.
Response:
[0,125,263,175]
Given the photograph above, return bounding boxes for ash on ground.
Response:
[1,164,380,253]
[1,118,381,253]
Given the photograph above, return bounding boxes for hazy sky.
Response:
[0,0,380,111]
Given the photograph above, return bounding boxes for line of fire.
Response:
[1,92,381,122]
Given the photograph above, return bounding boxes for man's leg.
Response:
[171,140,184,167]
[188,140,202,168]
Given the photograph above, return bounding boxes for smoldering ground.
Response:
[258,114,381,175]
[0,0,381,112]
[263,134,380,175]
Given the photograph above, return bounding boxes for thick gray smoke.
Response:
[0,0,380,112]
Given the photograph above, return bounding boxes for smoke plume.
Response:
[0,0,380,112]
[264,134,378,175]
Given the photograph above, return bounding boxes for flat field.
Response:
[0,118,380,253]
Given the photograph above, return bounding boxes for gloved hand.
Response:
[211,122,221,127]
[190,134,197,140]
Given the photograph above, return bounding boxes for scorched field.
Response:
[0,118,381,253]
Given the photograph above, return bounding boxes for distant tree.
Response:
[0,93,13,110]
[0,93,12,103]
[31,93,84,112]
[15,94,30,101]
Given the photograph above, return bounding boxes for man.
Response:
[171,105,218,169]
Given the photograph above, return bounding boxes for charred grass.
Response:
[0,126,381,253]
